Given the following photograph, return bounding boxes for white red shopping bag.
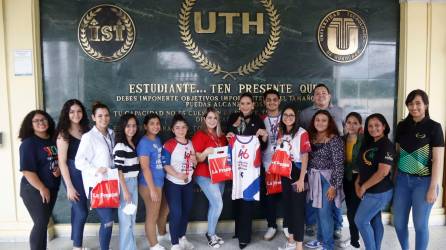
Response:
[90,168,120,208]
[265,171,282,195]
[208,146,232,184]
[268,144,292,178]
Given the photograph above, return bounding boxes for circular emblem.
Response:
[179,0,281,79]
[78,4,135,62]
[317,9,368,63]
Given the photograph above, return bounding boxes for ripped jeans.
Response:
[95,208,116,250]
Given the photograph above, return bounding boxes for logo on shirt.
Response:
[415,133,426,139]
[238,149,249,159]
[384,152,393,161]
[362,148,377,167]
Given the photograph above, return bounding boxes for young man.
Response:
[299,84,345,248]
[260,89,289,240]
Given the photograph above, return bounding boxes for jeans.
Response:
[165,179,194,245]
[195,176,224,236]
[393,172,435,250]
[355,189,393,250]
[20,180,58,250]
[306,199,342,231]
[64,160,88,247]
[315,176,335,250]
[95,207,116,250]
[344,174,361,245]
[118,177,138,250]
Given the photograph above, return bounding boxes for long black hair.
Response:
[114,113,139,146]
[279,106,299,137]
[19,110,55,141]
[56,99,89,140]
[363,113,390,145]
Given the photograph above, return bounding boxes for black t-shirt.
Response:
[226,112,267,149]
[67,134,81,160]
[19,135,61,190]
[396,117,444,176]
[358,137,395,193]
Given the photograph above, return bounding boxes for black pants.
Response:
[260,167,288,228]
[344,173,361,245]
[20,180,58,250]
[281,166,306,242]
[233,199,255,244]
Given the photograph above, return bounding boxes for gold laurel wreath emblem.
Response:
[179,0,281,79]
[78,5,135,62]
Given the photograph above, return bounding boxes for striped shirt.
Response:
[113,142,140,178]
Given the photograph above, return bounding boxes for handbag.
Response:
[208,146,232,183]
[265,171,282,195]
[90,168,120,208]
[268,143,292,178]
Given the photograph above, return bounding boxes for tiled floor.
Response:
[1,225,446,249]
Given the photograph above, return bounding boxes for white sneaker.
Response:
[158,233,171,242]
[278,241,296,250]
[171,244,182,250]
[283,227,290,238]
[179,236,194,250]
[264,227,277,240]
[150,243,166,250]
[214,234,224,245]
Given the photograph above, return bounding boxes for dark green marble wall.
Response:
[41,0,399,223]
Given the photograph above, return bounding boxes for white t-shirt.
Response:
[262,114,281,171]
[161,138,195,185]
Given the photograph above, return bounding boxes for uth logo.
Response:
[317,9,368,63]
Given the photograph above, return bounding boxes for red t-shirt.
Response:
[192,130,228,177]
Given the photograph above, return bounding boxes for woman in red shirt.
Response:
[192,107,228,248]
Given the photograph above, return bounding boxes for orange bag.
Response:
[265,172,282,195]
[268,145,292,178]
[90,170,120,208]
[208,146,232,184]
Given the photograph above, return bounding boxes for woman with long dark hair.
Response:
[75,102,116,250]
[277,106,311,250]
[56,99,90,250]
[305,110,344,250]
[19,110,60,250]
[354,113,394,250]
[192,107,227,248]
[113,113,140,250]
[393,89,444,250]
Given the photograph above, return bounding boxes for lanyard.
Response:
[102,132,114,162]
[268,115,280,146]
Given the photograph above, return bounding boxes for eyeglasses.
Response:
[283,114,295,118]
[32,118,48,124]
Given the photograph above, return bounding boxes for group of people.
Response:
[18,84,444,250]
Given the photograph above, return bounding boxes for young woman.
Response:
[342,112,363,249]
[226,92,268,249]
[75,102,116,250]
[393,89,444,250]
[305,110,344,250]
[354,113,394,250]
[137,113,169,250]
[56,99,90,250]
[113,113,140,250]
[162,114,197,250]
[192,107,227,248]
[277,106,311,250]
[19,110,60,250]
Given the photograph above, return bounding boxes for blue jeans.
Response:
[393,172,435,250]
[195,176,224,236]
[118,177,138,250]
[355,189,393,250]
[165,179,194,245]
[95,208,116,250]
[306,197,342,231]
[316,176,336,250]
[65,160,88,247]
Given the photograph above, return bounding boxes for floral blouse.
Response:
[309,135,345,188]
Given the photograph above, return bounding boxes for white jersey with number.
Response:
[229,135,261,201]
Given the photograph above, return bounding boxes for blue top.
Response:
[19,135,61,190]
[136,136,165,187]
